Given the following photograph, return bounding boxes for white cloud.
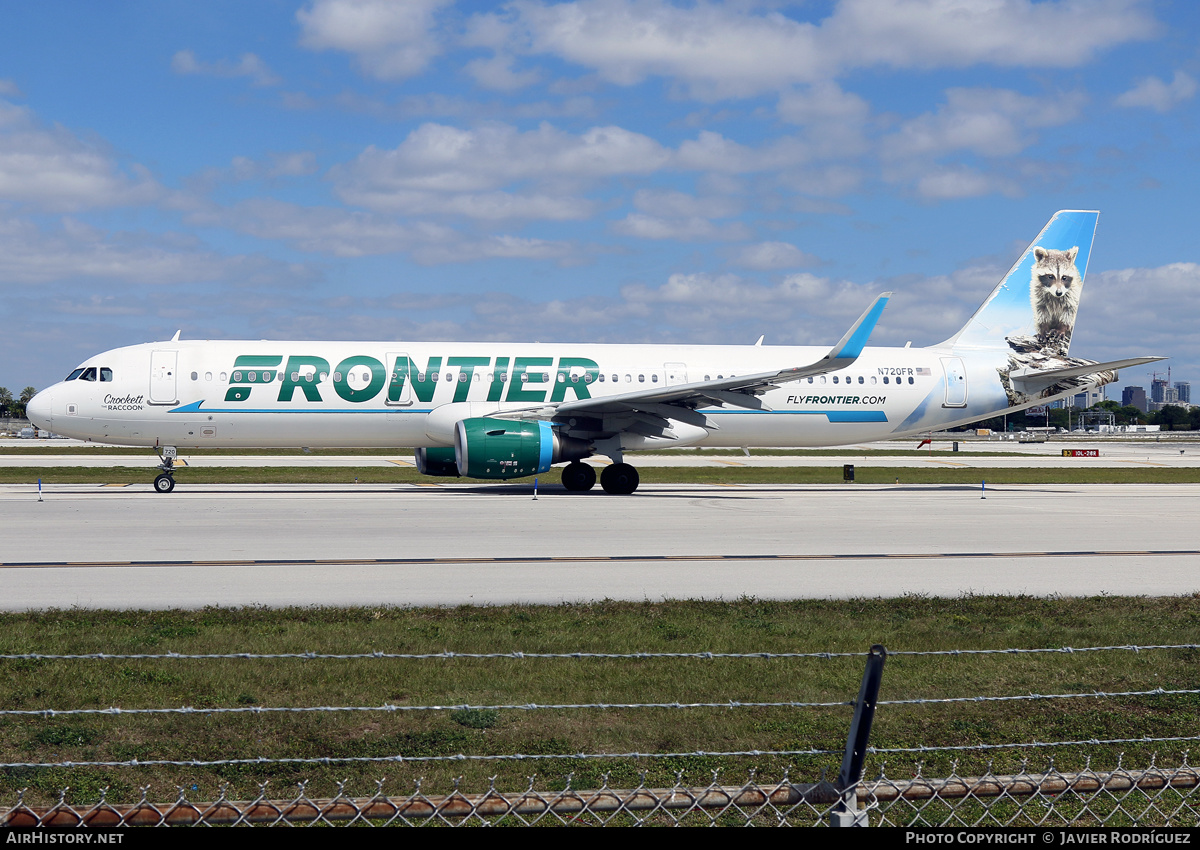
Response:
[265,152,319,178]
[775,165,865,199]
[733,242,819,271]
[189,198,583,264]
[876,87,1086,200]
[883,88,1087,161]
[675,131,760,172]
[0,100,161,212]
[0,217,306,286]
[776,82,872,159]
[778,81,869,126]
[824,0,1158,73]
[467,0,1157,99]
[676,131,814,173]
[332,121,669,217]
[411,235,576,265]
[1115,70,1198,112]
[463,54,541,92]
[200,199,456,257]
[631,189,740,219]
[297,0,451,80]
[357,190,594,221]
[912,166,1020,201]
[611,213,750,241]
[497,0,826,98]
[605,270,898,341]
[0,79,21,97]
[1084,263,1200,342]
[170,50,281,86]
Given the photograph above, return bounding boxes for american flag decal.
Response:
[915,367,932,376]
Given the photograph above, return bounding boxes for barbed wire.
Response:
[878,685,1200,706]
[0,698,852,718]
[0,650,860,660]
[0,746,839,770]
[867,733,1200,756]
[5,733,1200,772]
[2,643,1197,662]
[4,685,1193,720]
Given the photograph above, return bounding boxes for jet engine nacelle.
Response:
[452,417,590,479]
[414,446,459,476]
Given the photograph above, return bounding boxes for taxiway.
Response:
[2,481,1197,610]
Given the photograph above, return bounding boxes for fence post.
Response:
[830,643,887,827]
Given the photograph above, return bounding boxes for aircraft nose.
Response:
[26,390,53,430]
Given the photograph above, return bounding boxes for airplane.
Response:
[26,210,1163,495]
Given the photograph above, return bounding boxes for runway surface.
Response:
[3,481,1198,609]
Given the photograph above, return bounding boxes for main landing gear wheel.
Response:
[561,462,596,492]
[154,474,176,493]
[600,462,639,495]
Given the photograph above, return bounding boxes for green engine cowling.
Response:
[414,446,459,477]
[453,417,590,479]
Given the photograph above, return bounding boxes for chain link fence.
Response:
[4,755,1199,826]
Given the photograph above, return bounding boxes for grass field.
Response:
[2,598,1198,805]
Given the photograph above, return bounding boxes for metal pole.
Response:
[831,644,886,827]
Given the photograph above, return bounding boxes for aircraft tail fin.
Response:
[942,210,1099,354]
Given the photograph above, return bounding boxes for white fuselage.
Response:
[29,339,1017,450]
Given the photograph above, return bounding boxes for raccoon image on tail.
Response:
[1005,244,1082,358]
[1030,245,1080,340]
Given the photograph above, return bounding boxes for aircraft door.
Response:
[940,356,967,408]
[149,350,179,404]
[385,352,413,406]
[664,362,688,386]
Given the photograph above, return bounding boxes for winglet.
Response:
[828,292,891,362]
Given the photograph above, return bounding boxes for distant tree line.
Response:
[958,400,1200,432]
[0,387,37,419]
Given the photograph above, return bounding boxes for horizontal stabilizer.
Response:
[1009,356,1166,396]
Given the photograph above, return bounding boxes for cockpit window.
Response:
[65,369,85,381]
[79,367,97,381]
[100,367,113,382]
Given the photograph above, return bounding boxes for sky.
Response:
[1,0,1198,395]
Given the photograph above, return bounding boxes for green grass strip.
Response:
[1,598,1198,809]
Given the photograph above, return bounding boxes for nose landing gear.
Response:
[154,446,178,493]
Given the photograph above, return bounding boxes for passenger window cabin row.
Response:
[66,365,920,388]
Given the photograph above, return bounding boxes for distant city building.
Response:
[1069,388,1104,408]
[1122,386,1148,413]
[1175,382,1191,404]
[1148,379,1181,410]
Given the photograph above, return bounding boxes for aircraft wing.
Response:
[495,293,890,434]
